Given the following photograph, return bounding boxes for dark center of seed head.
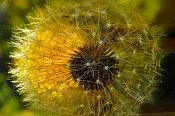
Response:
[69,44,119,90]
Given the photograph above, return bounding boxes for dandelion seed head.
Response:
[10,0,164,115]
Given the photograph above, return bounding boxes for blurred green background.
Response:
[0,0,175,115]
[0,0,46,115]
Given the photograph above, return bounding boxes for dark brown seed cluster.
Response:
[69,43,119,90]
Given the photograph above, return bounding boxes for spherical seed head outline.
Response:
[10,0,165,115]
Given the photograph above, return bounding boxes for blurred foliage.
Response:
[0,0,175,115]
[155,0,175,28]
[0,0,46,115]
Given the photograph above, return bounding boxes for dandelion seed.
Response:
[98,40,103,45]
[133,50,136,54]
[86,62,90,66]
[86,12,92,17]
[115,54,120,60]
[104,66,109,70]
[71,13,78,18]
[100,9,106,14]
[132,69,136,74]
[118,37,124,41]
[106,23,112,28]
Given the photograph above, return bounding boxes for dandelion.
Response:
[10,0,164,115]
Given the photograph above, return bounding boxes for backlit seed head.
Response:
[10,0,164,115]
